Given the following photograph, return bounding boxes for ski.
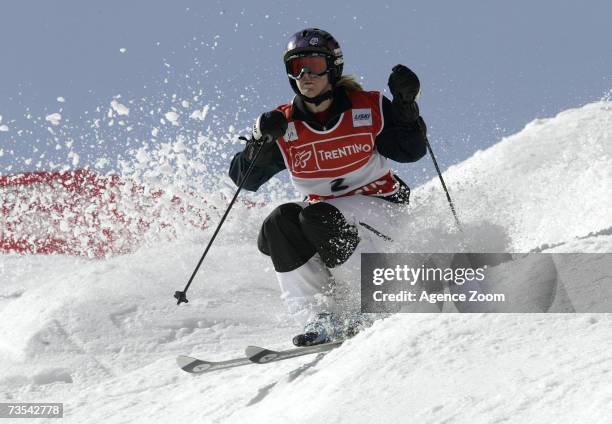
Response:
[245,341,343,364]
[176,354,254,374]
[177,341,343,374]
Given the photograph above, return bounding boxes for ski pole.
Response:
[174,138,269,305]
[423,132,462,230]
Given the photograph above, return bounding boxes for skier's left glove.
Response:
[388,64,421,124]
[388,64,420,103]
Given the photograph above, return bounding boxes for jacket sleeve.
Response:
[375,95,427,163]
[228,143,286,192]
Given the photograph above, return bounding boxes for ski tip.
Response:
[177,355,213,373]
[176,355,199,369]
[176,355,196,368]
[245,345,280,364]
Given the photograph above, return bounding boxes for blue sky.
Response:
[0,0,610,187]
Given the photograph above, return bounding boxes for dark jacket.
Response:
[229,86,427,193]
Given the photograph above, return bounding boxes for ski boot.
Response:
[292,312,373,347]
[292,312,340,347]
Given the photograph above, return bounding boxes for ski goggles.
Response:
[286,54,329,80]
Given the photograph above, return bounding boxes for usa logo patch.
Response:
[284,122,298,142]
[352,108,372,127]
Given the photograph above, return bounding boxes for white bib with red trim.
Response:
[276,90,397,200]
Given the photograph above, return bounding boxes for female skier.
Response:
[229,28,427,346]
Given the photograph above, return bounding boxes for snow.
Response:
[404,101,612,252]
[164,111,180,125]
[0,101,611,422]
[68,151,80,166]
[0,125,8,132]
[235,314,612,424]
[45,113,62,126]
[110,100,130,116]
[189,105,209,121]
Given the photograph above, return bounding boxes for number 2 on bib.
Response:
[330,178,349,192]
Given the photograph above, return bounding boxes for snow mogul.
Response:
[229,28,427,346]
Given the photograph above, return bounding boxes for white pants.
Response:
[275,195,403,325]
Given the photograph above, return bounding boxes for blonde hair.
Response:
[336,75,364,92]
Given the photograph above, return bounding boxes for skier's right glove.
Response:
[243,110,288,163]
[252,110,288,142]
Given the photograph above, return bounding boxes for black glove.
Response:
[244,110,288,163]
[252,110,288,141]
[388,65,421,124]
[388,64,420,103]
